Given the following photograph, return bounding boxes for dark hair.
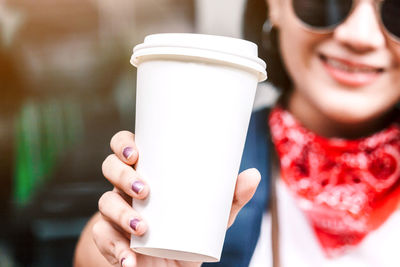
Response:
[242,0,291,91]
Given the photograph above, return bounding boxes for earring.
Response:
[263,19,274,33]
[262,19,275,51]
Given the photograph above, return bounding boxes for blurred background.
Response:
[0,0,275,266]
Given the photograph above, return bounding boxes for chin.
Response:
[321,103,390,125]
[314,83,397,124]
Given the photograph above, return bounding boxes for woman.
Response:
[74,0,400,266]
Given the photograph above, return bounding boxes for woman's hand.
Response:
[93,130,261,267]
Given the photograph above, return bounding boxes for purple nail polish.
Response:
[132,181,144,194]
[121,257,126,267]
[130,218,140,231]
[123,147,134,159]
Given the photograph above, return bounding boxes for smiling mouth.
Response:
[319,54,385,87]
[319,54,385,73]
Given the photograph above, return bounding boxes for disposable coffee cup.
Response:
[130,33,267,262]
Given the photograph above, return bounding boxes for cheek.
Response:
[279,27,311,85]
[277,15,327,90]
[385,67,400,104]
[388,41,400,64]
[384,41,400,104]
[387,43,400,104]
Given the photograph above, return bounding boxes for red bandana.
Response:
[269,107,400,257]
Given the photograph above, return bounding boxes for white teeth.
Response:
[325,58,379,73]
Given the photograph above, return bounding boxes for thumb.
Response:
[227,168,261,227]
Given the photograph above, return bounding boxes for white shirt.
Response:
[249,180,400,267]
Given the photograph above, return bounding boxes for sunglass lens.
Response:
[381,0,400,40]
[293,0,353,29]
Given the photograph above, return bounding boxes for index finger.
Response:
[110,130,138,165]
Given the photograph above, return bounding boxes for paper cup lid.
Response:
[131,33,267,82]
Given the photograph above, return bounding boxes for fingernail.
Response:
[130,218,140,231]
[120,257,126,267]
[123,147,134,160]
[132,181,144,194]
[122,256,135,267]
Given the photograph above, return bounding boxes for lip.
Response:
[319,54,385,87]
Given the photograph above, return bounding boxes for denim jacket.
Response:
[203,107,271,267]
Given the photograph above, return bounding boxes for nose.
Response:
[333,1,385,53]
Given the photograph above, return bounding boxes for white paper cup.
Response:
[130,33,267,262]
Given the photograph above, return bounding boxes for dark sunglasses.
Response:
[291,0,400,42]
